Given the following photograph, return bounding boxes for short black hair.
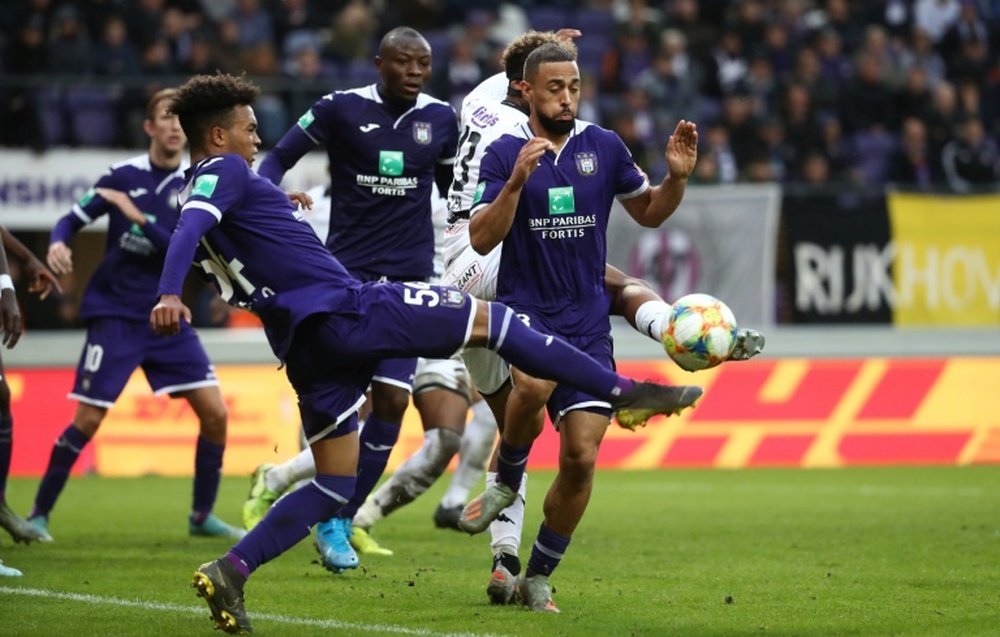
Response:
[378,26,428,55]
[523,42,577,83]
[168,73,260,150]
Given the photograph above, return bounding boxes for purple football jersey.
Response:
[474,121,649,335]
[171,154,363,358]
[259,86,458,279]
[51,154,185,321]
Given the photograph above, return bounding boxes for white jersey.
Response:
[430,181,447,281]
[302,184,331,243]
[446,72,528,216]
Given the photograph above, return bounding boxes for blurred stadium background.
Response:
[1,0,998,477]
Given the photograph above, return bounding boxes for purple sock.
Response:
[527,523,571,577]
[191,436,224,523]
[0,413,11,499]
[488,303,634,400]
[336,415,400,520]
[496,440,531,491]
[228,474,355,575]
[32,425,91,518]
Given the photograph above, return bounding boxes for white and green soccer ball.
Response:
[662,293,737,371]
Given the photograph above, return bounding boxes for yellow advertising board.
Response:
[888,193,1000,326]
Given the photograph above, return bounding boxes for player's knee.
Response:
[511,373,556,406]
[196,401,228,438]
[558,441,599,480]
[73,407,106,437]
[371,386,410,421]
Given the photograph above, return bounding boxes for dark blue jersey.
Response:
[51,154,184,322]
[259,85,458,279]
[163,154,362,358]
[474,121,648,336]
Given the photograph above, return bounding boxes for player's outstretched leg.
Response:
[192,558,252,634]
[0,501,46,543]
[612,382,703,430]
[314,517,359,573]
[729,328,766,361]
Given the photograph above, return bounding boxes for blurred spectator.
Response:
[704,29,748,98]
[839,53,897,133]
[704,124,739,184]
[887,117,945,189]
[327,0,377,62]
[0,15,47,148]
[94,15,140,77]
[914,0,962,43]
[47,5,94,76]
[896,65,935,123]
[925,80,962,154]
[126,0,166,49]
[941,115,1000,191]
[900,27,947,87]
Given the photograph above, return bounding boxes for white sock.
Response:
[634,300,672,342]
[265,447,315,494]
[489,471,527,557]
[441,400,497,508]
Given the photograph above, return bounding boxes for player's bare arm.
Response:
[150,294,191,336]
[0,241,22,350]
[622,119,698,227]
[95,187,147,225]
[1,227,61,300]
[469,137,553,255]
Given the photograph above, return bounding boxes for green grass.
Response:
[2,467,999,636]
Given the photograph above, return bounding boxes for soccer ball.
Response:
[662,293,737,371]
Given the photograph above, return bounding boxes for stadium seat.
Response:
[851,129,896,185]
[39,88,67,147]
[66,86,118,147]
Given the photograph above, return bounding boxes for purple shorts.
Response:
[284,281,476,443]
[513,310,614,427]
[70,317,217,408]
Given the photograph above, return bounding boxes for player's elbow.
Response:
[468,220,496,255]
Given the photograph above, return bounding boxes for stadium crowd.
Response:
[1,0,998,191]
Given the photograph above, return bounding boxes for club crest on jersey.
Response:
[378,150,404,176]
[574,152,598,176]
[441,288,466,308]
[413,122,432,145]
[548,186,575,215]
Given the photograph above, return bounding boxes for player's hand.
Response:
[511,137,555,188]
[0,289,22,349]
[47,241,73,275]
[665,120,698,180]
[150,294,191,336]
[25,257,61,301]
[95,187,146,225]
[287,191,313,210]
[554,28,582,42]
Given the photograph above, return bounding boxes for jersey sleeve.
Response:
[51,169,116,243]
[257,93,336,185]
[468,142,511,215]
[609,132,650,200]
[438,106,459,165]
[182,155,248,222]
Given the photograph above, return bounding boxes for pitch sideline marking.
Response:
[0,586,500,637]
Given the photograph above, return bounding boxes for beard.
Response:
[537,110,575,135]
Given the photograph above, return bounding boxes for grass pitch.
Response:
[2,466,998,636]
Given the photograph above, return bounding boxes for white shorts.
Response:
[442,220,509,395]
[413,357,473,403]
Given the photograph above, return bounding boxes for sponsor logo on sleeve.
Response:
[297,109,315,130]
[192,174,219,198]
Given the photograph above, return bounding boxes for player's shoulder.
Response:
[415,92,457,120]
[192,154,251,181]
[108,153,152,174]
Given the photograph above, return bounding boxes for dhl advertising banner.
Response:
[887,193,1000,326]
[9,359,999,477]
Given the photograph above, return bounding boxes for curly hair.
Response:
[501,31,578,81]
[168,73,260,150]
